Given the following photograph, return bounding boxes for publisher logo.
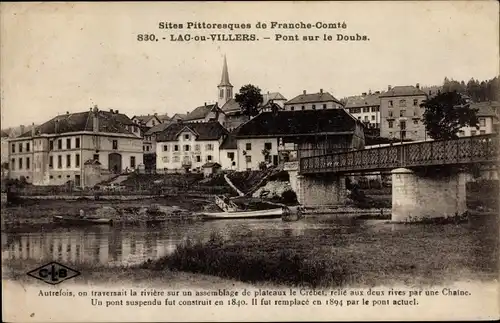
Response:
[27,262,80,285]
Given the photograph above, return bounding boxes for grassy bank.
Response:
[142,219,499,288]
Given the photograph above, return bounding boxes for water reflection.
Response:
[2,215,498,273]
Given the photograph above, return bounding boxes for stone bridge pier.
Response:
[289,170,346,207]
[391,167,467,222]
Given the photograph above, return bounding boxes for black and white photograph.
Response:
[1,1,499,322]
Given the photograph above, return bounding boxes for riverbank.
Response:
[142,213,499,288]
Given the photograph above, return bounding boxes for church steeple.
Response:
[217,55,233,107]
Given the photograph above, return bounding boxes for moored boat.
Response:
[53,215,113,225]
[200,207,285,220]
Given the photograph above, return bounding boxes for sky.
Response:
[1,1,499,128]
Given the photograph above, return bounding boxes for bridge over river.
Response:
[288,134,499,222]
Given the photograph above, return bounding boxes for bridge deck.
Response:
[300,134,499,174]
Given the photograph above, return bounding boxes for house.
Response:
[7,106,143,187]
[183,103,226,124]
[345,90,383,128]
[283,89,344,111]
[458,101,499,136]
[260,92,288,111]
[379,84,428,141]
[234,109,365,171]
[131,114,163,128]
[202,162,222,177]
[155,121,229,172]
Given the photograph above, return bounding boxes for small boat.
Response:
[53,215,113,225]
[200,207,285,220]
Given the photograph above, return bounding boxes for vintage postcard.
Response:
[1,1,499,322]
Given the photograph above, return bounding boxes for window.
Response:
[371,116,375,120]
[93,154,99,161]
[49,175,53,179]
[479,118,486,127]
[399,99,406,107]
[264,142,272,150]
[458,131,465,137]
[290,106,295,111]
[301,106,305,110]
[413,99,418,106]
[184,145,190,151]
[152,120,156,126]
[11,158,15,170]
[363,107,370,113]
[471,130,477,136]
[146,146,150,152]
[49,156,53,169]
[172,145,179,151]
[245,155,252,163]
[112,140,118,150]
[364,116,369,122]
[207,155,213,162]
[26,157,30,170]
[162,156,169,163]
[401,131,406,139]
[400,121,406,130]
[413,120,418,125]
[400,110,406,117]
[173,156,180,162]
[57,139,62,150]
[480,130,486,135]
[312,104,316,110]
[66,138,71,149]
[57,155,62,169]
[49,141,54,151]
[130,156,136,168]
[206,144,214,151]
[388,110,393,117]
[66,155,71,168]
[388,121,394,128]
[163,144,169,152]
[195,144,200,151]
[18,158,22,169]
[227,152,235,160]
[26,142,30,152]
[11,143,15,153]
[226,89,232,98]
[219,89,224,99]
[196,156,201,162]
[358,116,361,120]
[184,134,190,140]
[75,137,80,148]
[388,100,393,107]
[323,104,327,109]
[19,143,23,153]
[75,154,80,168]
[371,106,379,112]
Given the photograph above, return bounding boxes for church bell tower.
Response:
[217,55,233,108]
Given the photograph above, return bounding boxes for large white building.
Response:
[7,106,143,187]
[458,101,499,136]
[155,121,232,172]
[345,91,383,129]
[283,89,344,111]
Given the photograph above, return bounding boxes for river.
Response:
[2,214,498,279]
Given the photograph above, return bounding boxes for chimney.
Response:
[416,83,420,89]
[320,89,323,94]
[31,123,35,137]
[109,109,113,112]
[92,107,99,133]
[66,111,69,115]
[368,89,372,95]
[115,110,119,114]
[388,85,392,91]
[267,91,270,94]
[204,102,207,107]
[20,125,25,135]
[54,120,59,134]
[303,90,306,95]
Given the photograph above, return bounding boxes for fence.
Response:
[300,134,499,174]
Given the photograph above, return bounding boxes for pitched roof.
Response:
[219,55,232,87]
[345,93,383,108]
[19,110,135,138]
[1,130,9,138]
[184,104,217,121]
[262,92,287,106]
[220,134,237,149]
[155,121,228,142]
[145,122,172,135]
[132,114,161,124]
[221,98,241,113]
[285,91,342,105]
[157,114,171,122]
[379,86,427,98]
[235,109,359,138]
[472,101,499,117]
[171,113,187,120]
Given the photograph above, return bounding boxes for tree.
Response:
[421,91,479,140]
[235,84,263,117]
